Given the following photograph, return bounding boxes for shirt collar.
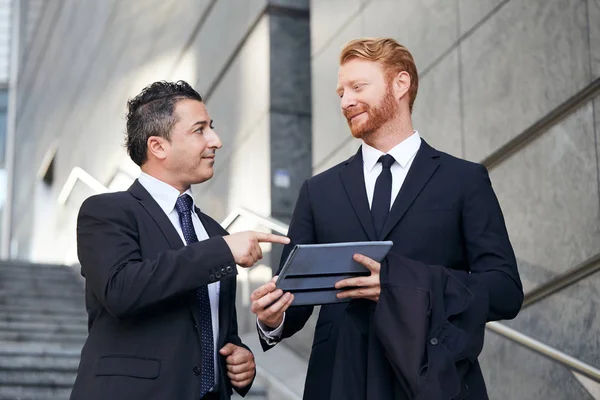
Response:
[362,131,422,172]
[138,172,195,215]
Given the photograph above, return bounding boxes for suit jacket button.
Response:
[221,268,227,275]
[193,366,201,376]
[215,271,221,279]
[209,274,215,282]
[226,266,233,273]
[430,338,438,345]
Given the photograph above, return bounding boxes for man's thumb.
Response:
[219,343,236,356]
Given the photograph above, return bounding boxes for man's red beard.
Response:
[343,87,397,139]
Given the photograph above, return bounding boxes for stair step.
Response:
[0,269,77,277]
[0,261,67,269]
[0,320,88,334]
[0,289,84,298]
[0,341,82,357]
[0,269,81,286]
[0,314,87,327]
[0,306,84,317]
[0,385,73,400]
[0,280,80,289]
[0,262,74,270]
[0,304,84,313]
[0,304,86,317]
[0,370,76,387]
[0,268,80,275]
[0,331,86,344]
[0,293,83,303]
[0,297,83,307]
[0,305,86,318]
[0,354,80,372]
[0,276,81,285]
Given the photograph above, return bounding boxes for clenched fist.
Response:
[223,231,290,268]
[219,343,255,389]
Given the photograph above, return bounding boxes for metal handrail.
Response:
[486,322,600,382]
[221,208,600,383]
[220,208,288,236]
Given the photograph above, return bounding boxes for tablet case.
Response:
[275,241,393,306]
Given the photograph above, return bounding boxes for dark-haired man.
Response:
[71,81,290,400]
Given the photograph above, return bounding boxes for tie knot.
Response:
[378,154,396,169]
[175,194,194,214]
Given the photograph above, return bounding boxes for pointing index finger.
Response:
[255,232,290,244]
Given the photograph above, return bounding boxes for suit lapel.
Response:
[129,180,205,332]
[340,147,378,241]
[128,180,184,250]
[197,209,231,349]
[380,140,441,239]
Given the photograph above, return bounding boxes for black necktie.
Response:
[371,154,395,238]
[174,194,214,397]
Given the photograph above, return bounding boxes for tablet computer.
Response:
[275,241,393,306]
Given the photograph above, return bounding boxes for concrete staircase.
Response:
[0,261,280,400]
[0,261,86,400]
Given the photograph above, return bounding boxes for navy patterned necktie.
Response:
[371,154,396,238]
[175,194,214,397]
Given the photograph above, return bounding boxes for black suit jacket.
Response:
[260,141,523,399]
[71,180,252,400]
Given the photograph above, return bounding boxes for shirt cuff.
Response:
[257,314,285,345]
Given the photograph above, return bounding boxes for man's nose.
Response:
[208,130,222,149]
[341,93,357,110]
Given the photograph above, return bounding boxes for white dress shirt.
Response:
[138,172,220,386]
[362,131,422,209]
[257,131,422,342]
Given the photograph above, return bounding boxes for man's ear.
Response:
[147,136,168,161]
[393,71,411,101]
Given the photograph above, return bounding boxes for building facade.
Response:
[4,0,600,398]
